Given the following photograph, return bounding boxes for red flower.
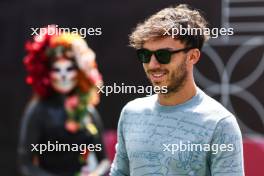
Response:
[26,76,33,85]
[64,96,79,112]
[65,120,80,133]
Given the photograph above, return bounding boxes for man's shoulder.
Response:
[123,95,157,112]
[118,96,156,123]
[198,90,235,122]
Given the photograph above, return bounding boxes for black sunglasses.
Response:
[136,47,193,64]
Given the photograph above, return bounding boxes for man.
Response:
[110,4,244,176]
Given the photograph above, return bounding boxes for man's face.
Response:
[50,58,78,94]
[142,37,190,93]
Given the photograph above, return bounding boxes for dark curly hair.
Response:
[129,4,210,50]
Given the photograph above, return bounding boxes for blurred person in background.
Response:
[18,26,110,176]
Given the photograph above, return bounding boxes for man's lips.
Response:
[148,70,168,82]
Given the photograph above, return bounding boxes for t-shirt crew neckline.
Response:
[154,87,204,112]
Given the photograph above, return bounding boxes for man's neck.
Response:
[158,79,197,106]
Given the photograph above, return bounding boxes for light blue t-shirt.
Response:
[110,88,244,176]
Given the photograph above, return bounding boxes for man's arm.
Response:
[209,116,244,176]
[110,108,130,176]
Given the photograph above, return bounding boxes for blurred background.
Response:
[0,0,263,175]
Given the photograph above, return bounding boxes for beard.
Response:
[146,58,188,94]
[166,59,188,94]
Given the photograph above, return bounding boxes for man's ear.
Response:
[188,48,200,64]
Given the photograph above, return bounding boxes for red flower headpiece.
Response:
[23,25,103,98]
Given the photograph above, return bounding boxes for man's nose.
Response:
[147,54,161,69]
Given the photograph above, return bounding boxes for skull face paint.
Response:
[50,59,78,94]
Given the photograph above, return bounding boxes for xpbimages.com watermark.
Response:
[30,24,102,38]
[163,20,234,39]
[163,141,234,155]
[31,141,102,155]
[97,83,168,96]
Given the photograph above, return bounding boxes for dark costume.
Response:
[18,95,106,176]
